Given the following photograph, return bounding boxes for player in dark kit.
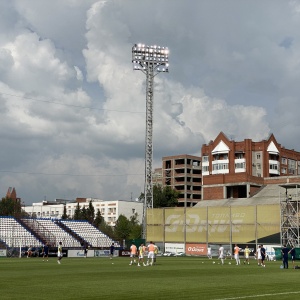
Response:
[42,243,49,261]
[84,243,89,258]
[260,245,266,267]
[110,243,115,259]
[289,246,296,268]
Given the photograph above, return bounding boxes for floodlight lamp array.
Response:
[132,43,169,72]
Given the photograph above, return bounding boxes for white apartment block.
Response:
[24,198,143,226]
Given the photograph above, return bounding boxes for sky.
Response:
[1,0,300,205]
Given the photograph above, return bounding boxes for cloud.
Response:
[2,0,299,205]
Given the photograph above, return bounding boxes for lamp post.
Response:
[132,43,169,238]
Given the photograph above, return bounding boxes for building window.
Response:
[202,156,209,162]
[203,166,209,172]
[108,208,116,214]
[288,159,296,174]
[257,163,261,170]
[281,157,287,164]
[213,163,228,170]
[132,209,136,214]
[235,153,244,159]
[281,168,287,174]
[257,153,261,159]
[270,164,278,170]
[288,159,296,167]
[235,162,245,169]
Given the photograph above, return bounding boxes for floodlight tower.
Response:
[132,43,169,238]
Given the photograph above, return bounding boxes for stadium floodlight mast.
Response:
[132,43,169,238]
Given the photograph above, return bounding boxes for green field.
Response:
[0,256,299,300]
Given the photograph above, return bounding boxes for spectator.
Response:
[27,246,32,258]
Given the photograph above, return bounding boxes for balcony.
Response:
[269,160,280,175]
[212,160,229,175]
[235,158,246,173]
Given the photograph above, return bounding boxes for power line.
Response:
[0,92,145,114]
[0,170,144,177]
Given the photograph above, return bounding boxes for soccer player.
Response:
[138,243,147,267]
[42,243,49,262]
[260,245,266,267]
[146,241,155,266]
[218,245,224,265]
[234,244,241,265]
[281,244,289,269]
[83,243,89,258]
[256,245,262,266]
[27,246,33,258]
[207,246,212,259]
[288,246,296,268]
[110,243,115,259]
[153,243,158,265]
[129,243,137,265]
[243,245,250,265]
[57,242,63,264]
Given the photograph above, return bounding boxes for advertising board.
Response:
[185,243,207,256]
[68,249,95,258]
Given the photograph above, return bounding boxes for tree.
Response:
[138,192,144,202]
[114,214,131,241]
[153,185,179,208]
[61,205,68,220]
[73,203,81,220]
[93,209,103,228]
[162,185,180,207]
[0,197,23,217]
[138,185,179,208]
[81,206,87,220]
[98,219,114,238]
[86,200,95,223]
[129,213,142,239]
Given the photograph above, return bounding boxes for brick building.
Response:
[201,132,300,200]
[152,168,163,186]
[161,154,201,207]
[6,187,21,202]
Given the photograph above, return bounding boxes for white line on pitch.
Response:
[214,291,300,300]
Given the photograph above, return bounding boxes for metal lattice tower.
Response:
[132,43,169,238]
[280,183,300,247]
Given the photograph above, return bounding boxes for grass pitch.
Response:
[0,256,299,300]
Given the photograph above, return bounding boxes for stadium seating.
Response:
[60,220,119,247]
[0,217,118,249]
[0,216,42,247]
[33,218,81,247]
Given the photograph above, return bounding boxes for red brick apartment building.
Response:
[161,154,201,207]
[201,132,300,200]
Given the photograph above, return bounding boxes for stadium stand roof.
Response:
[193,184,295,207]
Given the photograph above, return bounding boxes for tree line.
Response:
[0,185,179,243]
